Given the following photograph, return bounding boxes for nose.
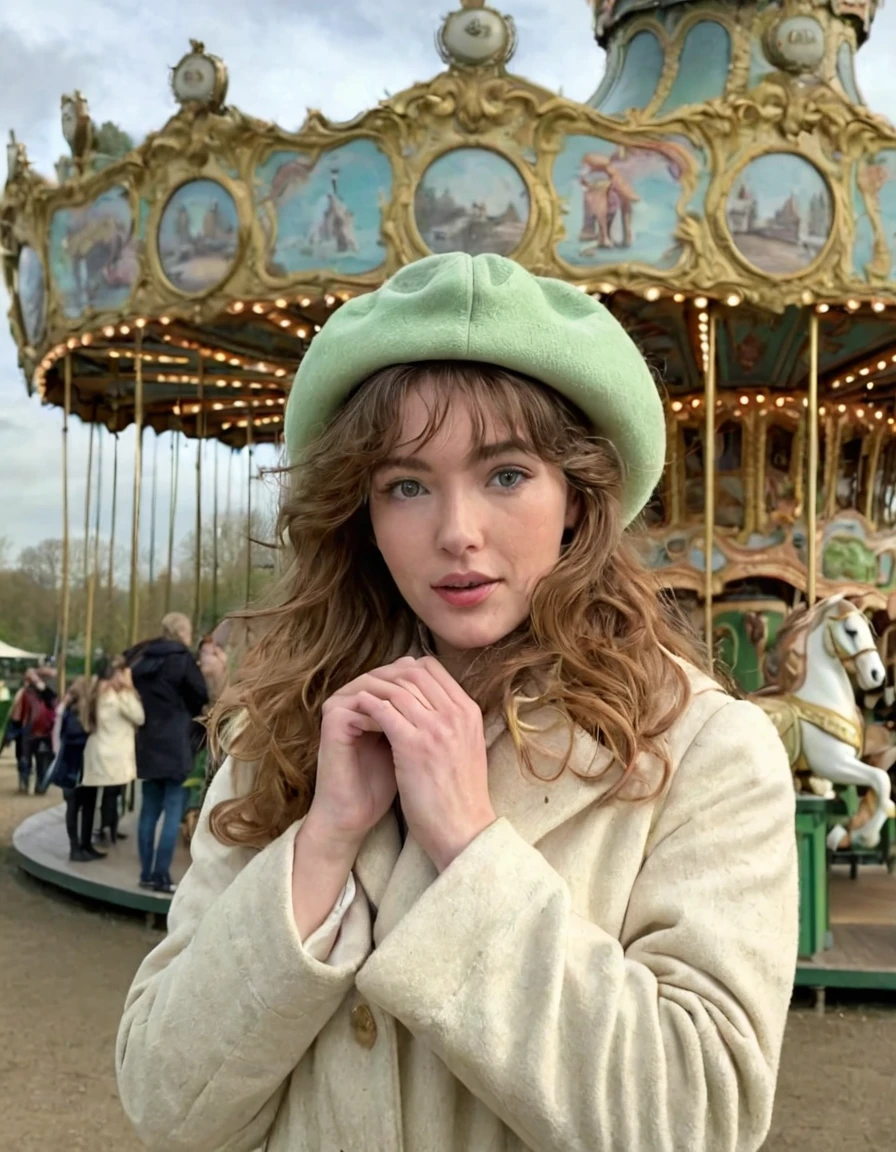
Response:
[435,490,485,555]
[872,665,883,684]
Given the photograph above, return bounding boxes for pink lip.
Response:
[433,571,495,588]
[433,581,499,608]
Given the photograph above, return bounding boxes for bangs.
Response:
[340,361,591,468]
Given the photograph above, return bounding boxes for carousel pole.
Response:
[193,361,204,632]
[58,354,73,697]
[149,432,159,591]
[165,419,181,614]
[106,421,119,648]
[212,441,220,624]
[128,330,144,646]
[83,428,103,678]
[703,309,718,659]
[807,311,820,606]
[82,420,95,589]
[245,413,254,607]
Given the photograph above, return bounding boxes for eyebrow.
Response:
[375,437,534,474]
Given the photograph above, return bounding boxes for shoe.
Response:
[93,830,108,844]
[138,879,154,890]
[69,848,92,862]
[110,830,128,843]
[153,878,177,895]
[84,846,107,860]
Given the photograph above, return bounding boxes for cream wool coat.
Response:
[82,688,145,788]
[116,665,798,1152]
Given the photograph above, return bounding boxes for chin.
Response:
[424,611,523,655]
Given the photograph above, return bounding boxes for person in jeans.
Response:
[127,612,209,894]
[51,677,104,862]
[11,668,57,794]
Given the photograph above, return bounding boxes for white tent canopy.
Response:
[0,640,43,660]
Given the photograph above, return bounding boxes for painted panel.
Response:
[837,40,861,105]
[853,150,896,282]
[255,139,391,276]
[49,185,138,318]
[658,22,731,114]
[553,135,690,269]
[726,154,832,275]
[159,179,239,294]
[597,31,663,117]
[415,148,529,257]
[18,245,46,345]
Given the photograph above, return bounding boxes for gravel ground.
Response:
[1,753,895,1150]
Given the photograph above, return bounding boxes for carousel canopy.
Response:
[2,0,896,447]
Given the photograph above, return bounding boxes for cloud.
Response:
[1,0,895,551]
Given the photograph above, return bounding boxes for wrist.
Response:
[299,807,365,865]
[431,813,497,873]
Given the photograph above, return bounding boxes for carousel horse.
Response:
[751,595,893,852]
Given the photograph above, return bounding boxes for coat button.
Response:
[350,1003,378,1049]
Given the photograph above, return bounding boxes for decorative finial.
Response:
[6,130,29,183]
[170,40,228,112]
[437,2,516,69]
[60,92,94,162]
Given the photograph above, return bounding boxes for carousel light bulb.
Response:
[868,382,875,390]
[857,407,865,418]
[671,400,683,412]
[879,361,887,370]
[109,350,120,359]
[277,397,285,405]
[214,352,226,361]
[775,397,786,408]
[876,410,884,419]
[673,293,685,303]
[757,394,766,404]
[860,367,870,375]
[726,294,741,307]
[234,400,245,408]
[816,304,830,314]
[873,301,886,313]
[314,324,321,333]
[695,297,708,309]
[274,368,287,377]
[819,406,826,416]
[832,380,840,388]
[300,297,311,307]
[275,298,288,309]
[119,324,130,335]
[838,404,846,413]
[846,299,860,311]
[890,418,895,425]
[698,312,709,323]
[325,295,336,306]
[691,398,700,409]
[229,358,240,366]
[645,287,660,301]
[297,328,307,339]
[739,395,749,405]
[238,419,248,428]
[222,422,232,430]
[81,333,93,346]
[280,319,290,328]
[577,285,588,293]
[802,398,808,408]
[212,402,223,411]
[135,318,147,329]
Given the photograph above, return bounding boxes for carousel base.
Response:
[795,865,896,995]
[12,794,190,919]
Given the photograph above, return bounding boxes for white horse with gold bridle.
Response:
[752,595,893,852]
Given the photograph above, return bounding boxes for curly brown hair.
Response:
[208,361,710,848]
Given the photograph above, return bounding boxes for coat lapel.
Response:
[363,704,626,943]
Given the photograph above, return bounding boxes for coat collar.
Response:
[354,701,624,942]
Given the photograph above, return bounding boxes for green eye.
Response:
[492,468,525,489]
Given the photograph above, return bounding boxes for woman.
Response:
[51,678,104,862]
[126,613,209,894]
[116,253,798,1152]
[83,659,144,844]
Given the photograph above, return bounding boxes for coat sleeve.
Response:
[355,699,799,1152]
[116,689,145,729]
[116,757,373,1152]
[181,655,211,718]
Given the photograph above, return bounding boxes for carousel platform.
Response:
[795,866,896,994]
[11,793,190,919]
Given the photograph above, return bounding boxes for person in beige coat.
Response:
[83,660,145,843]
[116,254,799,1152]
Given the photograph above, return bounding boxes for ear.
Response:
[564,486,582,530]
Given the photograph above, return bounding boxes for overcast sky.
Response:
[1,0,895,560]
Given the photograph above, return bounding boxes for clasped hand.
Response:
[311,656,496,872]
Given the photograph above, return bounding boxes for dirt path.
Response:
[1,751,895,1150]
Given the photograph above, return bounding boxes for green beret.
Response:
[285,252,665,525]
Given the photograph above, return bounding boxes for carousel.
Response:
[3,0,896,990]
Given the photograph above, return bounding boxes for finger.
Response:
[355,692,417,743]
[413,656,474,710]
[366,666,439,711]
[331,668,424,705]
[360,683,432,727]
[323,702,384,737]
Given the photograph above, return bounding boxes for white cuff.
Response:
[301,873,357,963]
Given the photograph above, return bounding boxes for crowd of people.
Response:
[3,612,228,894]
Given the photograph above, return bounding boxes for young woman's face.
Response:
[369,382,579,665]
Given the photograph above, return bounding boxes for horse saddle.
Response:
[754,694,863,796]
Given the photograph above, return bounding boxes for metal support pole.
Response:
[59,354,72,697]
[212,441,220,624]
[83,420,94,589]
[245,413,254,607]
[128,330,144,646]
[193,361,204,632]
[149,431,159,591]
[106,424,119,649]
[83,428,103,678]
[807,312,820,605]
[703,310,718,658]
[166,424,180,614]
